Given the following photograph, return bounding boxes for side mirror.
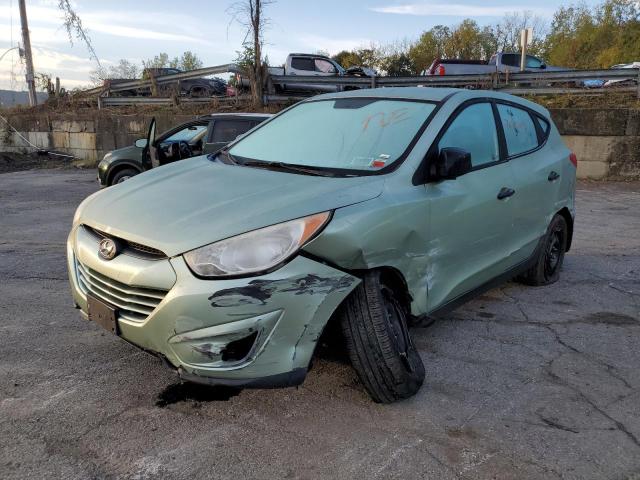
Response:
[134,138,147,148]
[540,63,547,69]
[436,147,472,180]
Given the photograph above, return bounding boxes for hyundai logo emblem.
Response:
[98,238,119,261]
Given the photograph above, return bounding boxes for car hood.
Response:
[77,156,384,257]
[108,144,143,161]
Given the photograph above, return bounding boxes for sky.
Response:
[0,0,602,91]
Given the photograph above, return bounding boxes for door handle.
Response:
[497,187,516,200]
[548,171,560,181]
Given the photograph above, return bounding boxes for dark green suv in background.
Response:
[97,113,271,186]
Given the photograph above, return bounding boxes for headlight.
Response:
[183,212,331,278]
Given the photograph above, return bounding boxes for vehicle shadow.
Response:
[155,382,241,407]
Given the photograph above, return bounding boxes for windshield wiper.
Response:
[212,149,238,165]
[239,159,338,177]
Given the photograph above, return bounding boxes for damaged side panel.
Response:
[303,166,523,316]
[303,189,434,315]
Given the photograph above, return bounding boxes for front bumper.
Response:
[67,225,360,387]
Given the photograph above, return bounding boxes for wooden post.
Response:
[150,72,158,97]
[55,77,60,97]
[519,29,528,72]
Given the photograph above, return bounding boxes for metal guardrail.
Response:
[99,95,242,107]
[502,85,638,96]
[108,64,240,93]
[80,64,241,97]
[273,68,640,88]
[87,66,640,106]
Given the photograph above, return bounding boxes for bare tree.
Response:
[57,0,101,67]
[228,0,274,106]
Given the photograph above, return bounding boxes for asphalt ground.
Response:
[1,169,639,479]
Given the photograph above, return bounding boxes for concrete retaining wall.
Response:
[549,108,640,180]
[2,107,639,179]
[0,112,194,165]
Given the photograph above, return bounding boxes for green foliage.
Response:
[333,1,639,74]
[234,42,256,71]
[544,0,640,68]
[142,51,204,71]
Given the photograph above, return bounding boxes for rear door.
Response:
[496,102,566,262]
[425,101,518,311]
[204,119,257,153]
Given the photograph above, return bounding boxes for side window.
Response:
[535,115,550,138]
[211,120,254,144]
[439,102,500,168]
[315,59,336,73]
[290,57,315,71]
[501,54,519,67]
[497,104,539,156]
[164,124,207,143]
[526,56,543,68]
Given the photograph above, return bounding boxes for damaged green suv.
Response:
[67,87,576,403]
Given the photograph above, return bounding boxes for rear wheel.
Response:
[110,168,138,186]
[339,271,425,403]
[519,214,568,286]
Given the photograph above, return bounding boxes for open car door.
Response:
[144,117,158,168]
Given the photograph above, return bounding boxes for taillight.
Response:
[569,152,578,167]
[438,64,446,76]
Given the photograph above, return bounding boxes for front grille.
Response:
[75,259,168,323]
[83,225,166,259]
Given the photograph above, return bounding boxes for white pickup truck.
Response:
[238,53,374,93]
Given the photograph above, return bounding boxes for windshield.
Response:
[228,98,436,172]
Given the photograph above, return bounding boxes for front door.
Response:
[146,117,158,168]
[424,101,518,311]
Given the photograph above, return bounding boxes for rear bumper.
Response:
[67,225,360,387]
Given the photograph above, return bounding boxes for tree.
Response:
[142,53,171,70]
[177,51,203,71]
[544,0,640,68]
[408,26,450,72]
[90,59,140,84]
[142,51,203,71]
[57,0,100,67]
[442,19,488,59]
[228,0,274,107]
[379,52,415,76]
[494,11,547,56]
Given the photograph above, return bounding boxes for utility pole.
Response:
[18,0,37,106]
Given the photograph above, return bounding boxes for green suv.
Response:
[68,88,576,403]
[97,113,271,186]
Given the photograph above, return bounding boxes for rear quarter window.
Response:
[210,120,254,143]
[497,104,539,156]
[535,115,551,139]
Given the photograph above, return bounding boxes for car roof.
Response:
[312,87,549,116]
[198,113,273,120]
[289,53,331,59]
[313,87,459,102]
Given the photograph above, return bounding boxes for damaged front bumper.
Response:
[67,225,360,388]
